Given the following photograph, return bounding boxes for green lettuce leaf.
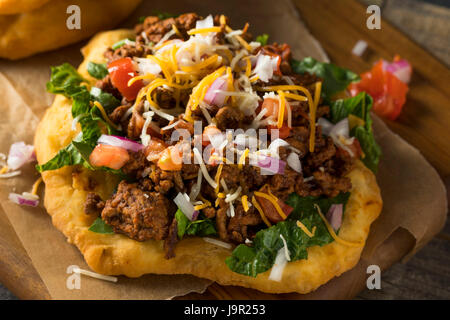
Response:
[225,192,350,277]
[38,63,126,173]
[46,63,86,95]
[175,209,217,239]
[255,34,269,46]
[88,218,114,234]
[87,62,109,80]
[291,57,359,100]
[329,92,382,173]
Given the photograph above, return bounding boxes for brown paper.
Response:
[0,0,447,299]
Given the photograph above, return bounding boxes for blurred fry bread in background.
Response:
[0,0,50,15]
[0,0,142,60]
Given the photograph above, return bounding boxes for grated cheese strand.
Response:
[188,26,222,35]
[31,177,43,196]
[252,196,272,227]
[296,221,315,237]
[238,148,249,169]
[73,268,118,283]
[93,101,120,130]
[254,191,287,220]
[277,90,286,129]
[313,204,364,247]
[241,195,249,212]
[214,164,224,193]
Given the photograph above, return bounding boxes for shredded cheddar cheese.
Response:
[254,191,287,220]
[31,177,43,196]
[214,164,224,193]
[313,204,364,247]
[171,24,182,37]
[261,84,316,152]
[277,90,286,129]
[187,26,222,35]
[252,196,272,227]
[241,195,249,212]
[296,221,315,237]
[92,101,120,130]
[238,148,249,169]
[194,203,210,210]
[0,166,8,174]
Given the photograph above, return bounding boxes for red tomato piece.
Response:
[108,57,144,101]
[89,144,130,170]
[267,124,291,139]
[157,146,182,171]
[349,60,409,120]
[255,195,293,223]
[202,125,222,147]
[144,138,167,162]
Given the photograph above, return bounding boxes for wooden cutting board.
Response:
[1,0,449,300]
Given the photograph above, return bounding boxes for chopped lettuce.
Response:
[37,63,123,173]
[291,57,359,100]
[329,92,382,173]
[225,192,349,277]
[175,209,217,239]
[255,34,269,46]
[88,218,114,234]
[87,62,109,80]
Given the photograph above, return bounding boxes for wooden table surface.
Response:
[1,0,449,299]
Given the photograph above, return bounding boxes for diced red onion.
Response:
[204,77,228,107]
[97,135,144,152]
[174,192,196,221]
[9,193,39,207]
[330,118,349,139]
[254,54,279,82]
[286,152,302,173]
[383,59,412,84]
[326,204,343,231]
[268,138,290,156]
[191,210,200,221]
[7,142,35,170]
[269,247,288,282]
[195,15,214,29]
[317,117,334,136]
[257,155,286,174]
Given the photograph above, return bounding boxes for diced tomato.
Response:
[108,57,144,101]
[144,138,167,162]
[267,124,291,139]
[89,144,130,170]
[157,146,182,171]
[202,125,222,147]
[336,138,363,159]
[261,98,288,121]
[348,60,409,120]
[255,195,293,223]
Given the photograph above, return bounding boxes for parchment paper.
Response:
[0,0,447,300]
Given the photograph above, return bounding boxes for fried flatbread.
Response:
[34,30,383,294]
[0,0,141,60]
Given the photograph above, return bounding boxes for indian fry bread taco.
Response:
[34,13,383,294]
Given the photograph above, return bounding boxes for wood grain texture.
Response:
[0,0,449,299]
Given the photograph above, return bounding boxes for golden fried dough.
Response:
[0,0,50,15]
[0,0,141,60]
[34,30,383,294]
